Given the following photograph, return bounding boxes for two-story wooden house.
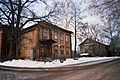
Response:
[20,21,72,61]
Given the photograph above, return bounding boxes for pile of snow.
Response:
[0,57,119,68]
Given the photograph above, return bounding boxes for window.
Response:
[66,34,69,41]
[66,47,69,55]
[66,34,69,45]
[54,49,58,54]
[54,45,58,54]
[54,31,58,40]
[54,45,58,49]
[60,46,64,54]
[30,48,35,60]
[43,28,49,39]
[60,32,64,41]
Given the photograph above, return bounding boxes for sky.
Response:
[24,0,103,28]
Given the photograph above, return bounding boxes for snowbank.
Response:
[0,57,119,68]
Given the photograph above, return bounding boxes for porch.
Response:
[37,39,56,61]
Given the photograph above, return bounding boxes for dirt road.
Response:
[0,59,120,80]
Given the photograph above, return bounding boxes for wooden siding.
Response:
[80,38,108,56]
[20,21,72,60]
[39,22,71,59]
[20,27,38,59]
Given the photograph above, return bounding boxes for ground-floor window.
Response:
[60,46,64,54]
[66,47,69,55]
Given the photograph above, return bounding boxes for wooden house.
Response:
[20,21,72,61]
[79,38,109,57]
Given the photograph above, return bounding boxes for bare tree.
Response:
[69,1,88,59]
[70,3,84,58]
[89,24,102,41]
[0,0,56,59]
[90,0,120,40]
[89,0,120,55]
[51,0,88,58]
[49,0,73,29]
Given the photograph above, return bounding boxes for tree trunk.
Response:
[74,8,77,59]
[8,37,16,60]
[15,41,19,59]
[74,27,77,59]
[8,40,13,60]
[15,32,19,59]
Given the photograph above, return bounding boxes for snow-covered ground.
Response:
[0,57,119,68]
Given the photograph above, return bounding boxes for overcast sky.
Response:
[24,0,103,28]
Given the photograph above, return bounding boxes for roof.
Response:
[23,20,73,34]
[79,38,109,46]
[39,21,73,33]
[22,23,38,33]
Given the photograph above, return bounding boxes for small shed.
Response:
[79,38,109,57]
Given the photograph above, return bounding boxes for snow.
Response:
[80,53,89,56]
[0,57,119,68]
